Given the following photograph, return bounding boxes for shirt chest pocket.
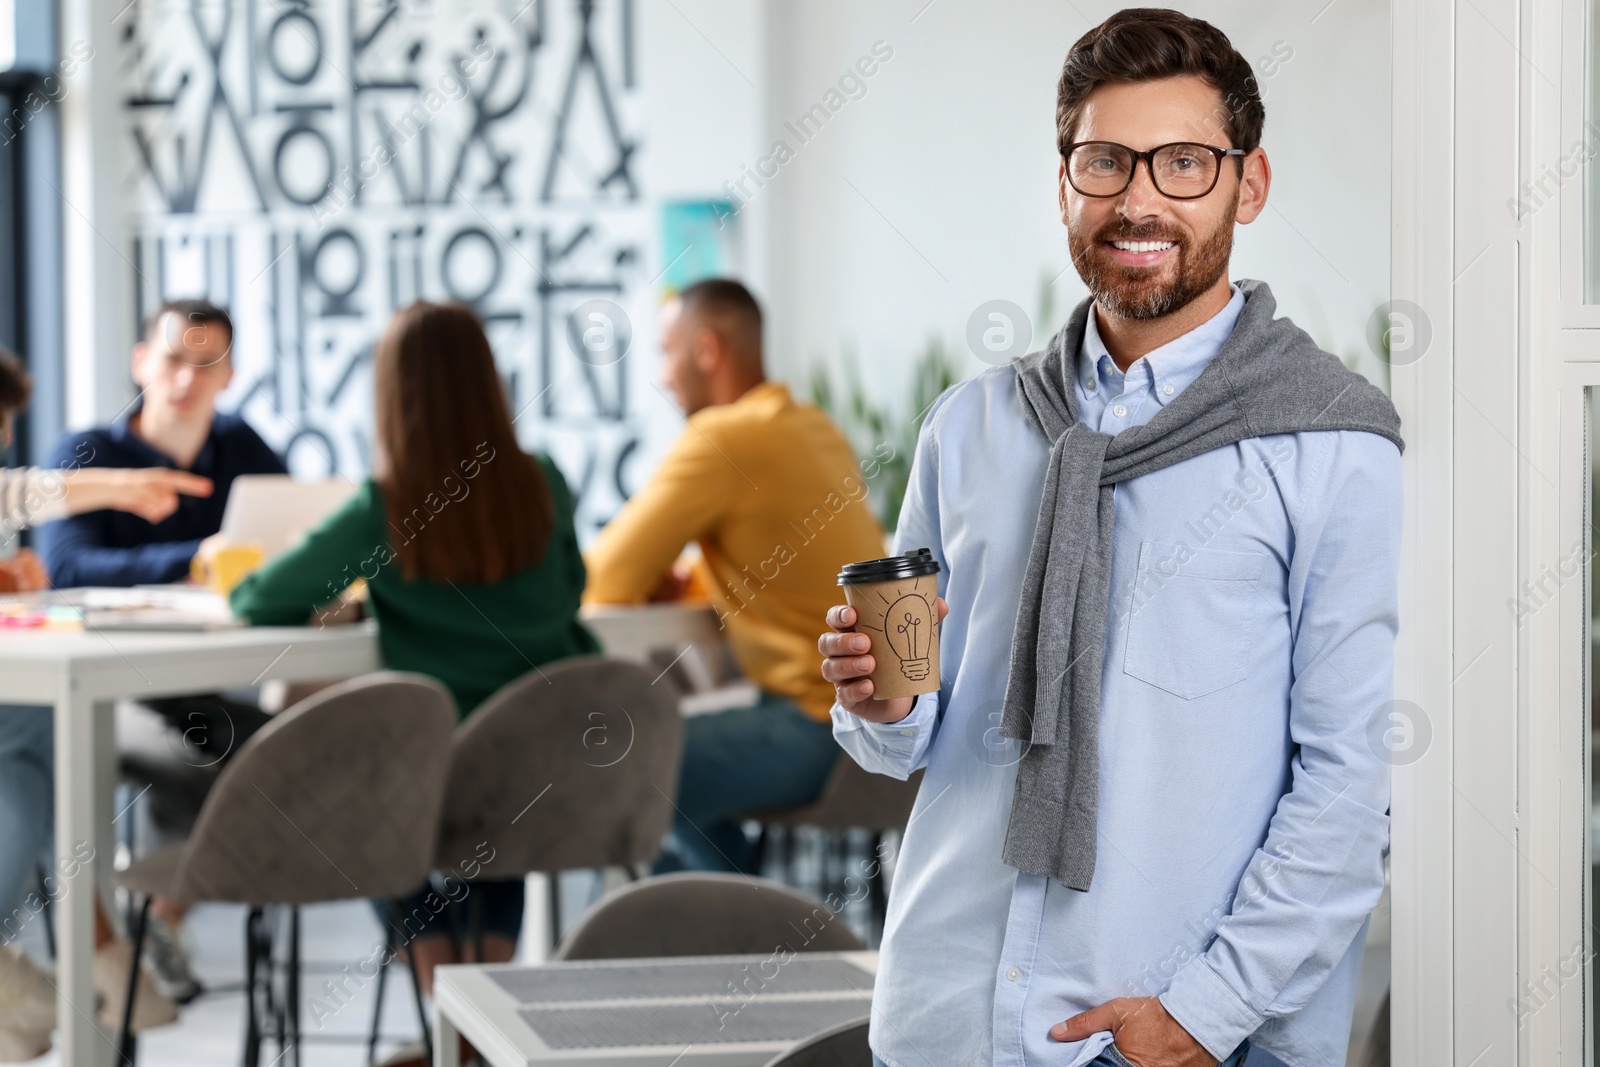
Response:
[1121,540,1270,700]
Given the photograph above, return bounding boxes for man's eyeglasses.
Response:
[1060,141,1246,200]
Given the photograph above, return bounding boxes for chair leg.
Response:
[404,931,433,1062]
[36,865,55,961]
[117,894,153,1064]
[366,906,396,1066]
[243,906,263,1067]
[469,890,484,964]
[267,909,286,1062]
[288,907,302,1067]
[749,825,769,876]
[547,874,562,955]
[869,832,888,944]
[826,831,843,906]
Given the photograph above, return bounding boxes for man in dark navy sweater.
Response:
[38,299,285,587]
[24,300,286,1005]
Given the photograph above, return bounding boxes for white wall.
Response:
[66,0,1389,507]
[637,0,770,303]
[754,0,1391,405]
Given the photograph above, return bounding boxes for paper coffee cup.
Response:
[838,548,942,700]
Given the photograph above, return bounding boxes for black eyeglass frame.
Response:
[1059,140,1248,200]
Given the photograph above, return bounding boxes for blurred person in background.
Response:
[227,301,598,1067]
[583,278,886,874]
[0,347,212,589]
[34,299,287,1005]
[37,298,284,588]
[0,349,211,1059]
[34,298,285,783]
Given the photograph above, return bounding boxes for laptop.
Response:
[219,474,358,561]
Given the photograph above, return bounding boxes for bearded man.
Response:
[817,9,1403,1067]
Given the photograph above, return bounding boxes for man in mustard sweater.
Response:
[585,278,886,873]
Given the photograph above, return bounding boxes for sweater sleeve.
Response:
[0,468,71,531]
[229,479,385,626]
[40,518,201,587]
[35,434,198,588]
[582,421,736,604]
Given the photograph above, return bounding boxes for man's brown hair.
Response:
[143,298,234,348]
[1055,8,1264,160]
[374,301,555,584]
[678,278,763,364]
[0,348,30,414]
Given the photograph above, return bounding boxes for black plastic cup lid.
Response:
[838,547,940,585]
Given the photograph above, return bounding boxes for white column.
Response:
[1388,0,1457,1045]
[53,689,116,1067]
[58,0,135,427]
[1391,0,1591,1062]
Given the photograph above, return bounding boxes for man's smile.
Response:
[1101,238,1178,266]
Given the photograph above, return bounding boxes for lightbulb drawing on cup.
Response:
[853,576,939,683]
[884,593,935,681]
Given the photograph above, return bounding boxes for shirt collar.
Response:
[1078,283,1246,408]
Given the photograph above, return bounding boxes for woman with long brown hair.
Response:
[230,302,598,1060]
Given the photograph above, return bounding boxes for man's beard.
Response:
[1067,196,1237,321]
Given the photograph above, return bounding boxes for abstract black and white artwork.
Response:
[121,0,668,538]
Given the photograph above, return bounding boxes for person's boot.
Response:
[0,945,55,1062]
[142,911,202,1003]
[93,937,179,1032]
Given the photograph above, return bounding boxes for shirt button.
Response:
[1162,383,1175,396]
[1112,403,1128,418]
[1006,967,1020,982]
[1084,379,1096,393]
[898,728,916,737]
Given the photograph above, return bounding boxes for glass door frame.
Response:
[1390,0,1594,1062]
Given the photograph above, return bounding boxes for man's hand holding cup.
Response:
[824,548,947,721]
[820,597,950,724]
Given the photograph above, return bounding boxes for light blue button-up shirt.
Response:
[834,284,1400,1067]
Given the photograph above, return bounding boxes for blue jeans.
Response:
[656,691,840,874]
[870,1040,1251,1066]
[0,704,53,943]
[1093,1040,1250,1066]
[380,875,526,946]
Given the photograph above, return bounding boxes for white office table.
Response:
[0,621,382,1067]
[0,600,727,1064]
[433,951,877,1067]
[578,602,723,665]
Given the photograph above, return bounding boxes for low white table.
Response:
[0,621,382,1067]
[434,951,876,1067]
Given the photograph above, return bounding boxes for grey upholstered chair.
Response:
[366,657,683,1054]
[432,656,683,879]
[761,1017,872,1066]
[747,762,924,932]
[113,673,457,1066]
[553,872,865,960]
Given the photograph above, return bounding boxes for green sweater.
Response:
[230,455,600,717]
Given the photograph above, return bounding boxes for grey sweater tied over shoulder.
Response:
[999,279,1404,890]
